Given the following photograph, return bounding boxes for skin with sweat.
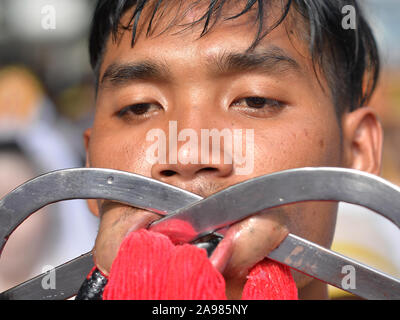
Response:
[84,2,382,299]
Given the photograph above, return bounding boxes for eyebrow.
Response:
[99,46,302,90]
[209,46,302,77]
[100,60,171,88]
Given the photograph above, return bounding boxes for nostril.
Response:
[160,170,176,177]
[197,167,218,174]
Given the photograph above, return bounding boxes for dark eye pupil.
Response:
[246,97,267,108]
[132,104,149,115]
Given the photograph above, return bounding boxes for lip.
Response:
[123,210,163,239]
[93,205,163,276]
[97,206,232,277]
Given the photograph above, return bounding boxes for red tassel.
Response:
[103,229,226,300]
[149,218,198,245]
[103,229,174,300]
[102,229,298,300]
[165,244,226,299]
[242,259,298,300]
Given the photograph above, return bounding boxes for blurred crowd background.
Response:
[0,0,399,298]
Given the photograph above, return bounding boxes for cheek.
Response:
[249,117,341,289]
[252,120,341,174]
[89,124,154,174]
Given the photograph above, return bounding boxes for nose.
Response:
[150,129,234,183]
[152,160,234,181]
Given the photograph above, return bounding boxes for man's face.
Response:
[85,3,344,298]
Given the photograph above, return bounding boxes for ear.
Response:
[341,107,383,176]
[83,128,100,217]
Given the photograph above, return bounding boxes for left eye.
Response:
[117,103,162,118]
[231,97,284,109]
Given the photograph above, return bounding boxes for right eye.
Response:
[117,103,162,119]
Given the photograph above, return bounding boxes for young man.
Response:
[83,0,382,299]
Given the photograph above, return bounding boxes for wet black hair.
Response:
[88,0,380,116]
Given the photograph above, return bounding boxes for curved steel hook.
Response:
[0,168,202,254]
[152,167,400,240]
[0,167,399,299]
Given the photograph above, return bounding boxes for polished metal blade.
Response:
[268,234,400,300]
[0,168,202,254]
[151,167,400,242]
[0,168,201,300]
[150,167,400,299]
[0,167,399,299]
[0,252,93,300]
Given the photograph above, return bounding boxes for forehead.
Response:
[96,0,328,101]
[100,1,311,73]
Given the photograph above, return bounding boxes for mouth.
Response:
[123,209,163,238]
[94,201,231,276]
[93,204,163,275]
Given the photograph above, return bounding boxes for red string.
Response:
[242,258,298,300]
[102,229,298,300]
